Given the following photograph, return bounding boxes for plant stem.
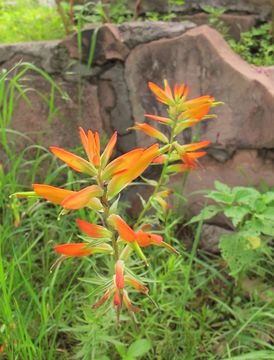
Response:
[134,110,179,228]
[97,174,119,261]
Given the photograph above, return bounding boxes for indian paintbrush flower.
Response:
[14,79,219,320]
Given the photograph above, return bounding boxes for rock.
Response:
[185,13,257,41]
[9,78,104,152]
[0,41,68,74]
[125,25,274,151]
[98,62,137,152]
[200,224,233,253]
[118,21,196,48]
[128,0,272,21]
[62,24,129,65]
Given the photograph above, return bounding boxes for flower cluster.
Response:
[16,80,218,318]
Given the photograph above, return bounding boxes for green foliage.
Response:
[229,23,274,66]
[168,0,185,6]
[202,5,229,39]
[0,5,65,43]
[189,181,274,278]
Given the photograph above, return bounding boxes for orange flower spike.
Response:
[136,231,179,255]
[185,95,215,109]
[50,146,96,176]
[130,123,169,143]
[167,164,192,174]
[61,185,103,210]
[100,131,117,168]
[54,243,94,257]
[76,219,112,238]
[115,260,125,289]
[32,184,75,205]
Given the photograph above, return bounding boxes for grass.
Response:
[0,136,274,358]
[0,3,66,43]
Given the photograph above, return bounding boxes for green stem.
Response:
[97,173,119,261]
[134,110,179,229]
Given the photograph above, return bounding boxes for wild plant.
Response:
[15,80,219,322]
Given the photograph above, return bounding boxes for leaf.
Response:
[115,343,127,357]
[126,339,152,358]
[223,205,250,227]
[232,186,260,204]
[206,191,234,204]
[219,233,259,279]
[214,180,231,193]
[187,205,221,224]
[261,191,274,204]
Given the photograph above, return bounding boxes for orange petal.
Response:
[79,127,91,162]
[125,275,149,295]
[131,123,168,143]
[107,144,159,199]
[148,81,173,105]
[32,184,75,204]
[50,146,96,176]
[76,219,112,238]
[108,214,136,243]
[123,290,140,312]
[152,155,167,164]
[113,289,122,308]
[136,231,163,247]
[92,288,113,309]
[54,243,93,256]
[101,132,117,168]
[115,260,125,289]
[167,164,191,173]
[185,141,211,152]
[61,185,103,210]
[102,148,144,181]
[185,95,215,109]
[144,114,173,125]
[88,130,100,167]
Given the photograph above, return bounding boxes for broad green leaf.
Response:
[232,186,260,204]
[261,191,274,204]
[206,191,234,204]
[223,205,250,227]
[126,339,151,358]
[187,205,221,224]
[214,180,231,193]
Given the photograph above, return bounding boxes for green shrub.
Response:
[229,23,274,66]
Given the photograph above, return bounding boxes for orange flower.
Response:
[50,128,117,175]
[76,219,112,238]
[148,80,189,106]
[106,144,159,199]
[130,123,168,143]
[33,184,103,211]
[108,214,179,255]
[54,243,112,257]
[32,184,75,204]
[175,141,211,169]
